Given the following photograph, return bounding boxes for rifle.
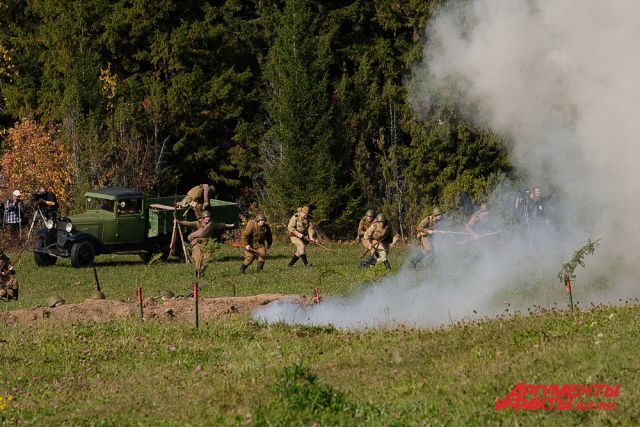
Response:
[184,276,216,298]
[226,241,260,256]
[457,230,504,245]
[432,230,470,235]
[12,243,30,268]
[359,241,380,259]
[289,232,335,253]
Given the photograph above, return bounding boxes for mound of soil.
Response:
[0,294,303,326]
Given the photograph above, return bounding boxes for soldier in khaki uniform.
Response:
[0,250,18,300]
[465,203,489,239]
[356,209,375,247]
[179,210,235,275]
[177,184,212,219]
[287,206,316,267]
[362,213,393,270]
[240,213,273,273]
[410,207,442,269]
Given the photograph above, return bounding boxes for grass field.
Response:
[1,242,638,426]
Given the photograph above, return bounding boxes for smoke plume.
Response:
[254,0,640,328]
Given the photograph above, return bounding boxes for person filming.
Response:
[33,186,58,219]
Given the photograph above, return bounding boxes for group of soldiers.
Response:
[174,183,508,275]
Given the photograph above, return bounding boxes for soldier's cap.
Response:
[201,210,212,218]
[13,190,21,197]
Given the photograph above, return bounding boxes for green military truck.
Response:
[33,188,239,268]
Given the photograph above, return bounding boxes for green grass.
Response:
[1,243,639,426]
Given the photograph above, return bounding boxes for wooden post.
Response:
[137,287,144,322]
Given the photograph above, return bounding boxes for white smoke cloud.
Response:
[254,0,640,329]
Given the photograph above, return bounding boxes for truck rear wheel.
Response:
[70,240,95,268]
[34,237,57,266]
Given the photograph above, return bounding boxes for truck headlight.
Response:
[45,219,54,230]
[65,222,73,233]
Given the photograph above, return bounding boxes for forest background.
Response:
[0,0,514,238]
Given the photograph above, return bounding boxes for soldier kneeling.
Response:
[0,252,18,301]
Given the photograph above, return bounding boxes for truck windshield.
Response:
[86,197,115,213]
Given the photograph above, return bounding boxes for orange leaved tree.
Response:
[0,119,75,209]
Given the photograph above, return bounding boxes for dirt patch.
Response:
[0,294,304,326]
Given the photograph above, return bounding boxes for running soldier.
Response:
[240,213,273,273]
[356,209,375,245]
[287,206,316,268]
[362,213,393,270]
[410,207,442,269]
[179,210,235,276]
[465,203,490,239]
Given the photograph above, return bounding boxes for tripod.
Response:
[26,205,48,241]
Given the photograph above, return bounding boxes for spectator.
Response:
[5,190,23,236]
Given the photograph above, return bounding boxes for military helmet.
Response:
[161,289,175,301]
[365,209,375,217]
[432,207,442,216]
[299,206,310,215]
[375,213,386,223]
[47,296,65,308]
[480,202,488,211]
[201,210,212,218]
[255,213,266,222]
[91,290,106,300]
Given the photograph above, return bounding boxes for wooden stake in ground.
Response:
[93,264,101,292]
[194,281,199,329]
[564,275,574,310]
[314,288,320,304]
[137,287,144,322]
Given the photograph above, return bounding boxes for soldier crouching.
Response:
[362,213,393,270]
[0,252,18,301]
[179,210,235,276]
[240,213,273,273]
[287,206,316,268]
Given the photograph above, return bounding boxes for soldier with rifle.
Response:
[465,203,490,240]
[356,209,375,245]
[239,213,273,274]
[179,210,235,275]
[410,207,443,269]
[362,213,393,270]
[287,206,316,268]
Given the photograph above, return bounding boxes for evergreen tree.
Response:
[262,0,343,225]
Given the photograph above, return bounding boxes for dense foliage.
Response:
[0,0,512,236]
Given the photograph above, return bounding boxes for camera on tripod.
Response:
[32,190,47,204]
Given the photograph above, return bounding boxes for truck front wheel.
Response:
[70,241,95,268]
[34,237,57,266]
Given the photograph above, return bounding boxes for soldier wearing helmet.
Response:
[179,209,235,276]
[410,207,443,269]
[465,202,490,240]
[356,209,375,247]
[362,213,394,270]
[287,206,316,267]
[240,213,273,274]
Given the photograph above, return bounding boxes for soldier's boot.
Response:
[300,254,312,268]
[383,260,391,271]
[362,256,376,269]
[240,264,248,274]
[256,261,265,272]
[410,253,425,269]
[288,255,299,268]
